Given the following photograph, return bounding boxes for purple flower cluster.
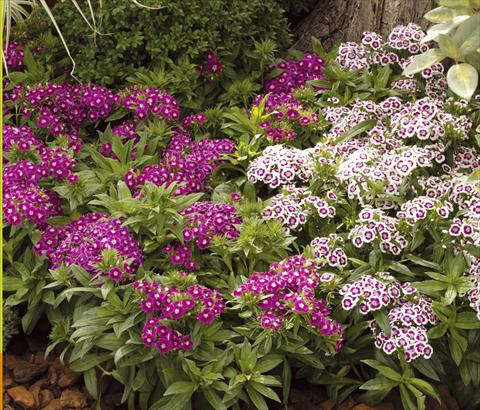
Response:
[3,161,62,227]
[264,53,325,95]
[3,125,76,180]
[121,87,180,122]
[197,51,223,83]
[182,112,207,128]
[372,298,436,362]
[112,120,139,140]
[126,132,235,196]
[3,125,45,160]
[180,201,241,246]
[232,255,344,351]
[349,208,407,255]
[257,101,321,143]
[163,201,241,270]
[38,148,76,179]
[247,145,316,189]
[22,83,119,152]
[262,186,335,232]
[397,196,453,226]
[4,41,24,70]
[311,234,348,268]
[135,279,224,354]
[34,213,144,280]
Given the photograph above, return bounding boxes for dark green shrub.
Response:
[2,303,19,351]
[46,0,291,85]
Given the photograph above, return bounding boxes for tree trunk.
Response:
[293,0,436,51]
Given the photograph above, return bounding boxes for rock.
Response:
[58,368,82,388]
[3,371,13,388]
[353,404,394,410]
[60,389,88,408]
[33,351,51,366]
[31,377,48,390]
[40,389,55,407]
[30,384,42,408]
[320,400,335,410]
[51,357,63,370]
[41,398,63,410]
[3,354,18,370]
[13,361,48,383]
[338,398,356,410]
[47,367,58,386]
[7,386,35,409]
[438,384,459,410]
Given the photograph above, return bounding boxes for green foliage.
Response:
[404,0,480,99]
[2,302,20,351]
[46,0,291,85]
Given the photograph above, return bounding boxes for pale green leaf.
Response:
[447,63,479,99]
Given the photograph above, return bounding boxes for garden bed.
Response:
[2,1,480,410]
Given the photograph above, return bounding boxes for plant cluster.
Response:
[3,7,480,410]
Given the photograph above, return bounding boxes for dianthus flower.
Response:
[3,178,62,228]
[197,51,223,83]
[349,208,407,255]
[232,255,344,353]
[467,257,480,320]
[180,201,241,246]
[121,87,180,122]
[162,201,241,270]
[247,145,316,189]
[112,120,139,140]
[4,41,24,70]
[339,273,413,313]
[311,234,348,268]
[372,298,436,362]
[34,213,143,280]
[263,53,325,94]
[135,278,224,354]
[127,132,235,196]
[340,273,436,362]
[23,83,119,138]
[262,186,335,233]
[3,125,45,161]
[397,196,453,226]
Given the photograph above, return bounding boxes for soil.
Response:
[3,323,460,410]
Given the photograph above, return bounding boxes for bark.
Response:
[293,0,436,51]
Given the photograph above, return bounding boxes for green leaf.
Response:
[439,0,471,7]
[360,377,398,391]
[282,358,291,405]
[255,354,283,373]
[333,119,377,146]
[361,360,402,381]
[403,49,446,76]
[164,381,196,396]
[3,277,26,291]
[447,63,479,100]
[437,34,460,59]
[84,368,99,400]
[409,378,441,402]
[455,312,480,329]
[245,383,268,410]
[424,6,457,23]
[70,353,112,372]
[202,388,227,410]
[249,381,281,402]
